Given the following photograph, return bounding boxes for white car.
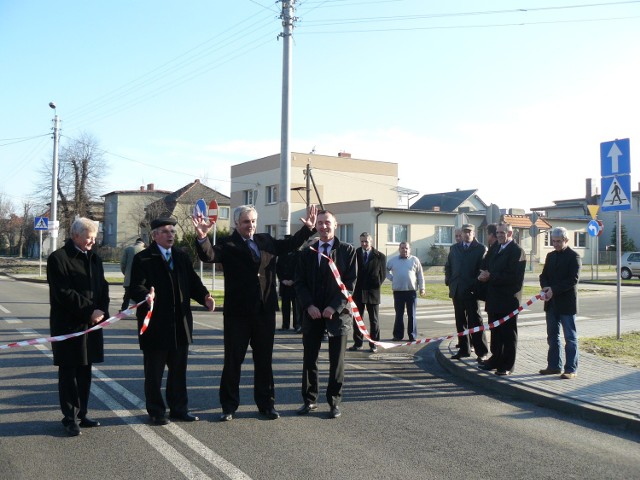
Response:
[620,252,640,280]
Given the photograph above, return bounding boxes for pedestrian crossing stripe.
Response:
[602,175,630,207]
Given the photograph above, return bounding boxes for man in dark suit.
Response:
[445,223,489,361]
[193,204,317,421]
[276,241,299,331]
[539,226,582,379]
[295,210,357,419]
[130,217,214,426]
[349,232,386,353]
[477,222,526,376]
[47,217,109,436]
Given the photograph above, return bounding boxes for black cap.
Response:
[150,217,177,230]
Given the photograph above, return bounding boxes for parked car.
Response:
[620,252,640,280]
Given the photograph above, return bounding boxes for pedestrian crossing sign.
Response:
[601,175,631,212]
[34,217,49,230]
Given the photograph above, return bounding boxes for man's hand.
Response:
[282,280,294,286]
[205,295,215,311]
[322,306,335,319]
[89,310,105,326]
[300,204,318,230]
[192,214,215,240]
[542,286,553,301]
[419,288,426,297]
[146,286,156,306]
[307,305,322,319]
[478,269,490,282]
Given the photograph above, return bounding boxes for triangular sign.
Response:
[587,205,599,219]
[602,177,630,207]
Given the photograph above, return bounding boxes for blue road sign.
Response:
[600,138,630,177]
[601,174,631,212]
[587,220,601,237]
[34,217,49,230]
[193,198,207,218]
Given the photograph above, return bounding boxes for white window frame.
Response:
[387,224,408,244]
[243,189,256,205]
[218,206,230,220]
[435,225,454,245]
[265,224,277,237]
[574,231,586,248]
[266,185,278,205]
[338,224,354,244]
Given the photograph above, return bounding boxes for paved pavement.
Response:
[5,266,640,433]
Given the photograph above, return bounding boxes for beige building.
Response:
[230,153,605,265]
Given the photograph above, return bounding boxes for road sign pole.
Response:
[39,231,43,277]
[616,210,622,339]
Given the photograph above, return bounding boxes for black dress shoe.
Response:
[495,370,512,376]
[149,415,170,426]
[296,403,318,415]
[370,346,378,353]
[170,412,199,422]
[258,407,280,420]
[451,352,471,360]
[79,417,101,428]
[219,412,234,422]
[347,345,362,351]
[329,406,341,418]
[64,423,81,436]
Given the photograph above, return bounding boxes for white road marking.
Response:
[0,304,11,313]
[4,317,22,324]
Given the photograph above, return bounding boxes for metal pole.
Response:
[50,112,60,251]
[279,0,295,238]
[39,230,42,277]
[616,210,622,339]
[212,223,217,291]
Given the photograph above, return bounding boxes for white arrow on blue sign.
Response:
[193,198,207,218]
[600,138,630,177]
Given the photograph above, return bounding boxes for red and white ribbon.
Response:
[0,295,153,350]
[313,247,544,349]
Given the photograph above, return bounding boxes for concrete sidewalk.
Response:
[435,320,640,433]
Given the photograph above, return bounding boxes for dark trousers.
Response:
[121,286,132,312]
[58,364,92,425]
[453,296,488,356]
[302,322,347,407]
[280,285,298,330]
[487,312,518,371]
[353,300,380,348]
[393,290,418,340]
[143,345,189,417]
[220,312,276,413]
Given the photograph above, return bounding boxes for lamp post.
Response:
[49,102,60,252]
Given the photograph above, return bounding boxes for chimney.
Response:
[140,186,145,191]
[147,183,155,191]
[585,178,592,200]
[337,151,351,158]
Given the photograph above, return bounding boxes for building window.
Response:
[387,224,408,244]
[266,185,278,205]
[243,189,256,205]
[435,225,454,245]
[265,224,277,237]
[574,231,586,248]
[219,206,230,220]
[338,224,354,244]
[544,231,552,247]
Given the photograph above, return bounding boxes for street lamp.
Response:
[49,102,60,251]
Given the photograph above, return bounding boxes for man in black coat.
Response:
[477,222,526,376]
[349,232,386,353]
[47,217,109,436]
[130,217,214,426]
[193,204,317,421]
[295,210,357,419]
[539,226,582,379]
[276,242,299,331]
[445,223,489,361]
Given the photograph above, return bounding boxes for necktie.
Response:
[363,251,368,264]
[319,243,330,265]
[165,250,173,270]
[464,243,469,250]
[247,239,260,261]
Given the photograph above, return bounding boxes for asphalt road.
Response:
[1,276,638,480]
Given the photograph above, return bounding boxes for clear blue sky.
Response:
[1,0,639,215]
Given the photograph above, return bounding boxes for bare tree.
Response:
[35,132,107,236]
